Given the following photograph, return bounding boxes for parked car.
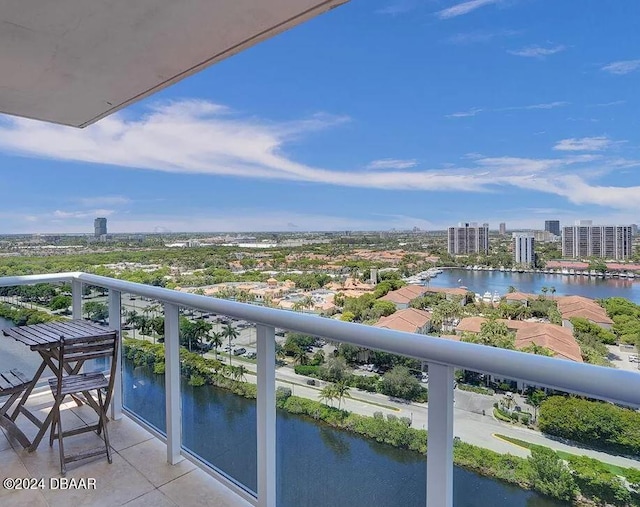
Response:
[233,347,246,356]
[629,355,639,363]
[245,352,257,359]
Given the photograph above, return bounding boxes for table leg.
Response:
[10,360,46,421]
[0,392,32,449]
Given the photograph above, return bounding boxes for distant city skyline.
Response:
[1,2,640,234]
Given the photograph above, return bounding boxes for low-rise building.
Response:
[379,285,428,309]
[455,317,583,362]
[556,295,613,330]
[374,308,432,334]
[503,292,538,307]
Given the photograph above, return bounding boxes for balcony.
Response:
[1,272,639,507]
[1,387,250,507]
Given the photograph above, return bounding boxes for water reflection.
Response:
[123,361,563,507]
[429,269,640,302]
[318,425,351,459]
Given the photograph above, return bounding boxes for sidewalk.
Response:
[218,354,640,470]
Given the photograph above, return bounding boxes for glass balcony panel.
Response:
[0,282,69,383]
[121,293,167,434]
[275,338,428,506]
[180,310,257,495]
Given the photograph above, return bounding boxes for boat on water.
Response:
[481,291,492,303]
[492,291,501,303]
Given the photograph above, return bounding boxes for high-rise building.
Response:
[562,223,633,260]
[94,217,107,237]
[447,222,489,255]
[513,233,535,267]
[499,223,506,235]
[544,220,560,237]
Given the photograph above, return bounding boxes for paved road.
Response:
[221,356,640,470]
[5,296,638,469]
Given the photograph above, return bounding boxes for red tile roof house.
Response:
[556,296,614,331]
[379,285,428,310]
[455,317,582,362]
[374,308,433,334]
[503,292,538,307]
[455,317,583,392]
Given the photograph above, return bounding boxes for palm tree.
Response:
[151,316,165,344]
[292,300,305,313]
[319,384,337,407]
[263,294,275,308]
[293,348,309,366]
[209,331,223,358]
[541,286,548,299]
[193,320,213,351]
[550,286,556,299]
[124,310,140,339]
[229,365,247,382]
[333,381,351,410]
[302,295,314,312]
[222,324,239,365]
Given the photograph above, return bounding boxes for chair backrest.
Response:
[58,330,119,380]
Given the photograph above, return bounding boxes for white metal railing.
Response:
[1,272,640,507]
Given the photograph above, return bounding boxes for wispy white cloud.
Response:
[445,29,520,45]
[376,0,422,15]
[507,101,568,111]
[1,99,640,214]
[601,59,640,75]
[367,158,418,170]
[446,108,484,118]
[53,209,115,219]
[508,44,566,58]
[3,209,439,234]
[553,136,620,152]
[437,0,500,19]
[447,101,567,118]
[588,100,626,108]
[77,196,131,207]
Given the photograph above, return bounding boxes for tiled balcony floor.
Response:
[1,388,251,507]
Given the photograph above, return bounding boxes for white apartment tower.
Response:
[562,222,633,260]
[447,222,489,255]
[513,233,535,267]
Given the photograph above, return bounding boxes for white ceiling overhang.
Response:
[0,0,348,128]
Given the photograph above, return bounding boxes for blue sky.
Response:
[1,0,640,234]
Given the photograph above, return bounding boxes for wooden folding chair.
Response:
[48,330,118,475]
[0,369,33,449]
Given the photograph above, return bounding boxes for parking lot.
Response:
[607,344,640,372]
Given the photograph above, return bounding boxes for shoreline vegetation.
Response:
[124,339,640,507]
[0,303,58,325]
[1,304,638,505]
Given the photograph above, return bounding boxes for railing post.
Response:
[71,279,83,319]
[256,324,276,507]
[164,303,181,465]
[108,289,122,420]
[426,363,454,507]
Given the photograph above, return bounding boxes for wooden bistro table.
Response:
[2,320,118,452]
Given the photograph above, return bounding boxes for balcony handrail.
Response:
[1,272,639,408]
